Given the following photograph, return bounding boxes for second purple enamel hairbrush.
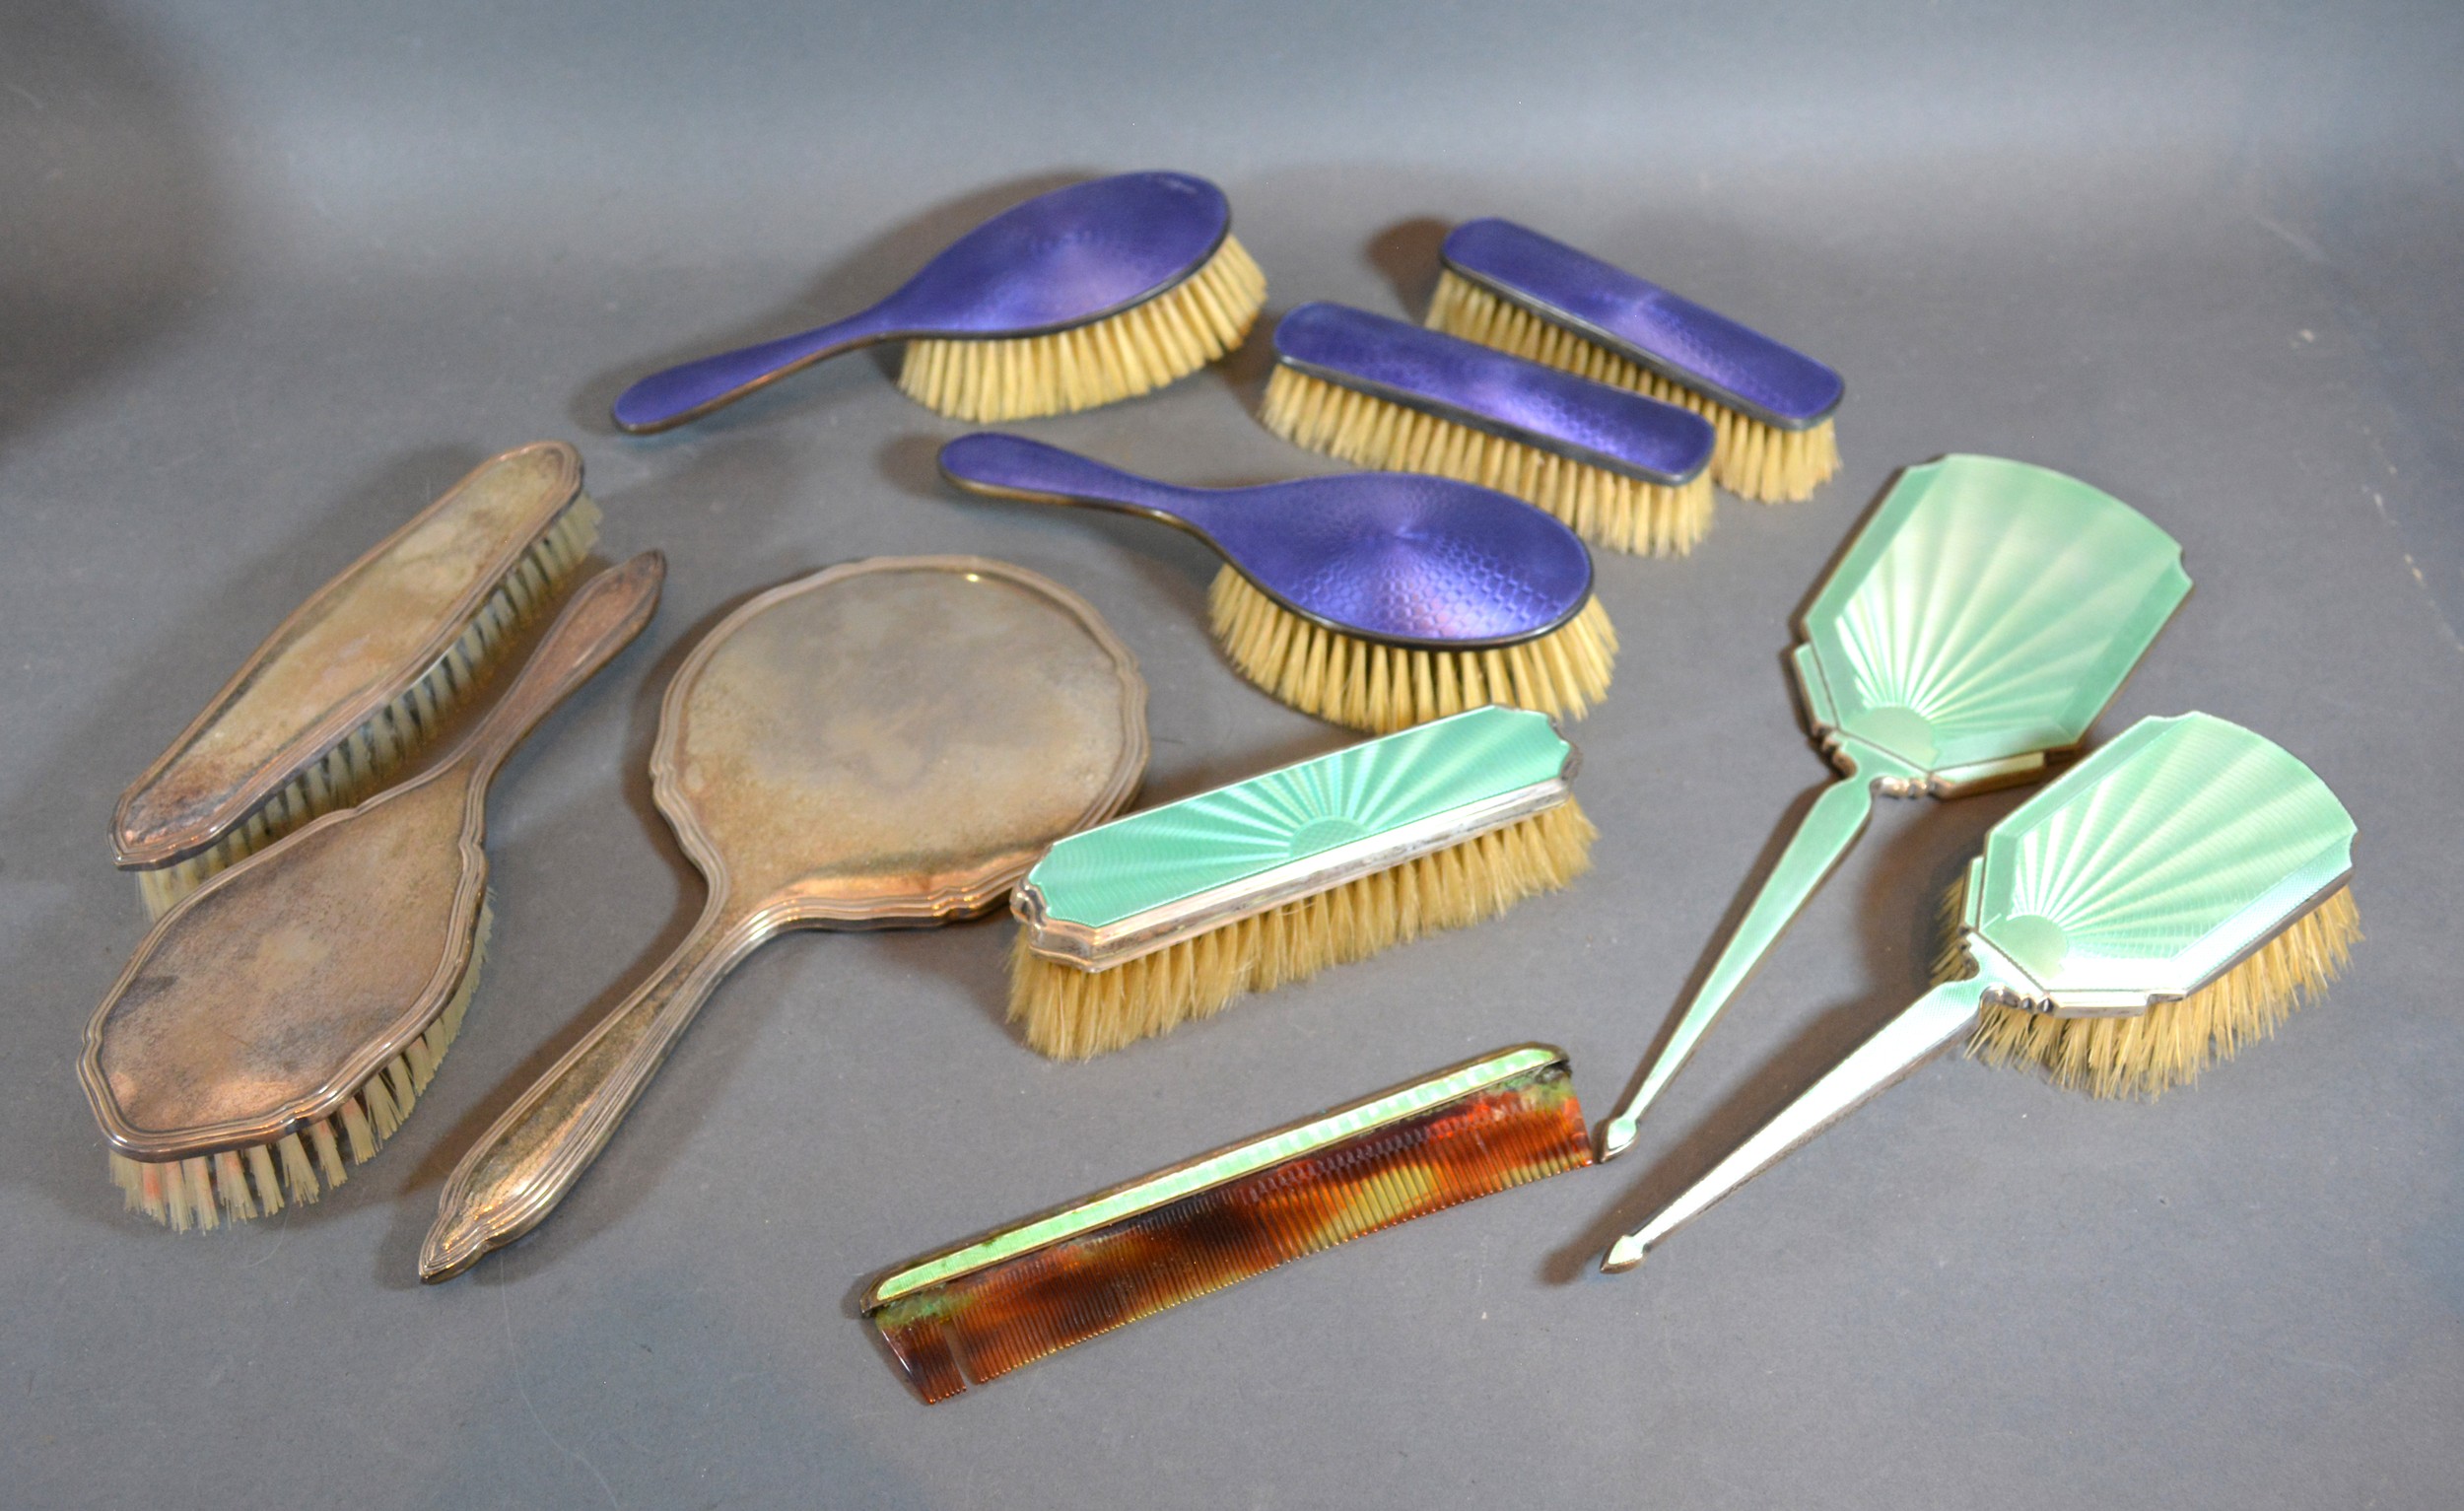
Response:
[1428,218,1843,503]
[937,433,1615,733]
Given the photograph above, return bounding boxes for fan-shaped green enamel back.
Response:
[1026,706,1572,930]
[1793,455,2190,781]
[1965,714,2356,1010]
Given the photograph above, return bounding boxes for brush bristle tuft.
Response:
[1260,364,1712,556]
[107,897,494,1230]
[898,236,1266,421]
[1966,886,2361,1098]
[1207,568,1614,734]
[1932,870,1976,989]
[1010,801,1595,1059]
[136,498,601,918]
[1427,270,1837,504]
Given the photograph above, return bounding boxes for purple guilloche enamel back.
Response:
[1441,219,1843,431]
[936,435,1594,649]
[612,172,1231,432]
[1273,303,1715,485]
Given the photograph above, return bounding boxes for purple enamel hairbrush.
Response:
[1427,218,1843,502]
[613,172,1266,432]
[1261,302,1716,556]
[937,433,1614,732]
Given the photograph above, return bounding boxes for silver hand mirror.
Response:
[422,556,1147,1280]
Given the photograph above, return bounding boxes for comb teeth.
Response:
[105,898,494,1230]
[133,497,600,918]
[1428,270,1839,504]
[1260,363,1714,557]
[865,1051,1591,1403]
[897,235,1266,421]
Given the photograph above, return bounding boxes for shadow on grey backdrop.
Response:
[1,3,225,453]
[1365,215,1449,320]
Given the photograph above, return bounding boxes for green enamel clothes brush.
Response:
[1426,218,1844,503]
[865,1044,1593,1402]
[1596,455,2190,1162]
[1605,713,2361,1271]
[1010,705,1592,1059]
[113,442,601,916]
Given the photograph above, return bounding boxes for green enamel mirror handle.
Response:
[1599,738,1918,1160]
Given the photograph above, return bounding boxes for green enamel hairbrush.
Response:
[1606,712,2361,1271]
[1599,455,2191,1160]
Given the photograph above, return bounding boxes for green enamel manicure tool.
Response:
[1599,455,2191,1160]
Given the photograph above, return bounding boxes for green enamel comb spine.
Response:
[1603,714,2360,1271]
[863,1044,1592,1403]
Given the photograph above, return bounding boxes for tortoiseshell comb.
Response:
[862,1045,1590,1403]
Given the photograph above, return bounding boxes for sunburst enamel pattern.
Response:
[1964,713,2356,1014]
[1603,712,2362,1271]
[1015,706,1574,964]
[1596,454,2193,1160]
[1793,455,2190,785]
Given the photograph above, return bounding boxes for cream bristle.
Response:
[1963,885,2361,1099]
[898,235,1266,421]
[135,496,603,918]
[1010,801,1596,1060]
[106,898,494,1230]
[1260,364,1713,557]
[1207,567,1615,734]
[1427,270,1838,505]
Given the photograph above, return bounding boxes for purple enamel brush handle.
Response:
[1274,302,1714,485]
[612,172,1233,433]
[937,434,1594,649]
[1441,218,1843,431]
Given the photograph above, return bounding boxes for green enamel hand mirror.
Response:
[1600,455,2191,1159]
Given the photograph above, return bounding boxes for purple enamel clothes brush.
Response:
[1261,302,1716,556]
[1427,218,1842,502]
[613,172,1266,432]
[937,433,1614,732]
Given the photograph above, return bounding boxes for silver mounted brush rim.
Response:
[1014,773,1577,972]
[1960,856,2361,1020]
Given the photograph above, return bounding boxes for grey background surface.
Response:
[7,2,2462,1506]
